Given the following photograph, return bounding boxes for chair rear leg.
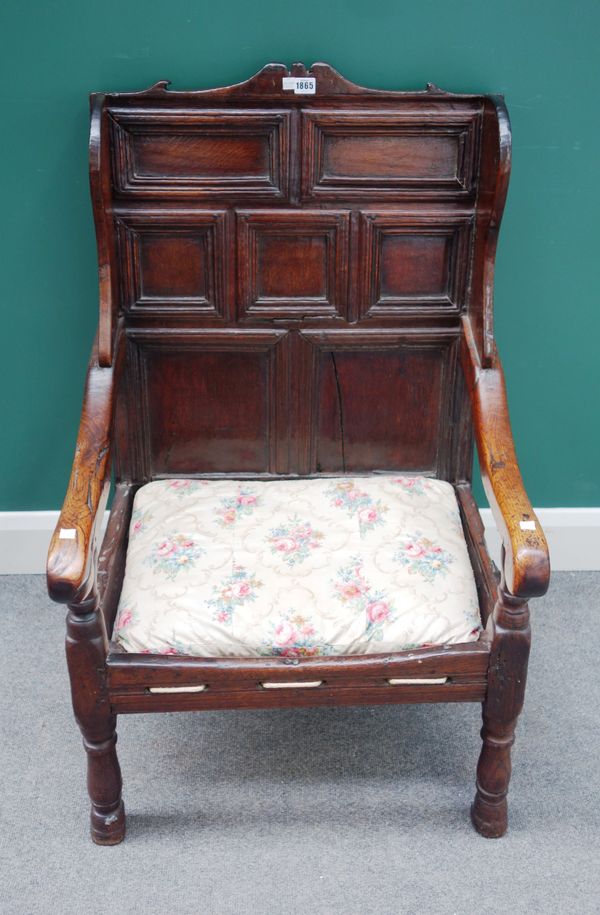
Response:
[471,587,530,838]
[66,598,125,845]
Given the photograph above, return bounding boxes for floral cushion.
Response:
[114,476,481,658]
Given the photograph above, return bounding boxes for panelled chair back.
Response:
[47,63,550,844]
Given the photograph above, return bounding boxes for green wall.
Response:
[1,0,598,510]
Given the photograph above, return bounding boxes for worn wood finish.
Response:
[96,483,135,633]
[47,63,550,844]
[66,589,125,845]
[472,572,531,837]
[455,484,498,626]
[468,96,512,366]
[47,324,125,604]
[89,97,119,367]
[107,640,490,711]
[462,316,550,598]
[108,642,490,712]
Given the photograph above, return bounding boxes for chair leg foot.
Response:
[470,714,515,838]
[83,729,126,845]
[470,792,507,838]
[91,799,126,845]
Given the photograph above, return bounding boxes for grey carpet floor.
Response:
[1,572,598,915]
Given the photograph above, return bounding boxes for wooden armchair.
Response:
[47,63,550,845]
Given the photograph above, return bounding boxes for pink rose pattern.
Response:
[166,479,204,497]
[215,487,259,527]
[326,480,388,535]
[116,606,204,655]
[261,611,334,658]
[144,534,205,580]
[394,533,454,581]
[115,477,480,657]
[267,516,324,567]
[334,557,396,642]
[390,476,431,495]
[115,604,195,654]
[139,643,194,656]
[129,507,151,538]
[208,564,263,625]
[114,605,137,632]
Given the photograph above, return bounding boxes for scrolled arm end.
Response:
[47,478,110,604]
[483,476,550,599]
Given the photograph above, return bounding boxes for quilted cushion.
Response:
[114,476,481,658]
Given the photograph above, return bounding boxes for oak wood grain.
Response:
[462,315,550,598]
[47,326,124,604]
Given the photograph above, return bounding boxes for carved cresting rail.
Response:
[47,63,550,844]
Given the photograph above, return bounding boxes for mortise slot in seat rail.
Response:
[387,677,448,685]
[148,685,207,694]
[261,680,323,689]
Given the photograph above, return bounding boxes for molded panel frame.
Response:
[358,211,474,318]
[116,211,228,317]
[299,329,456,475]
[236,210,350,320]
[109,108,291,199]
[125,329,289,479]
[301,109,481,200]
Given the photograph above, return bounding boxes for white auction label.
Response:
[282,76,316,95]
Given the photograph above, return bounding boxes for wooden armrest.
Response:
[47,331,122,604]
[461,317,550,599]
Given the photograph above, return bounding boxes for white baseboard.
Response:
[0,511,62,574]
[478,507,600,572]
[0,507,598,575]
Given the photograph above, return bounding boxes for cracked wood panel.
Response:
[313,327,458,478]
[310,338,452,474]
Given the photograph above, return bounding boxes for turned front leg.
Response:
[66,596,125,845]
[83,725,125,845]
[472,713,518,837]
[472,587,530,838]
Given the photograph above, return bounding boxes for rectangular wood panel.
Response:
[358,212,473,317]
[140,235,208,298]
[237,210,349,319]
[110,109,291,198]
[131,332,286,475]
[302,333,449,473]
[117,212,228,316]
[302,110,480,199]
